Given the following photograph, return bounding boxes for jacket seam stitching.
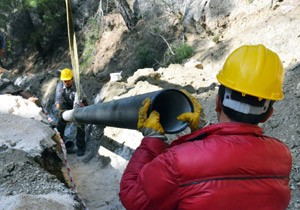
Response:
[179,175,289,187]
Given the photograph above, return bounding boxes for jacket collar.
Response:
[170,122,263,147]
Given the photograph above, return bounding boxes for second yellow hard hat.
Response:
[60,68,73,81]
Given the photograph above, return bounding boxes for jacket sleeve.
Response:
[119,137,179,210]
[55,82,63,106]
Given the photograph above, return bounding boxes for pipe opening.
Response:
[150,90,193,134]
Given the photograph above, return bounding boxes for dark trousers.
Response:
[57,120,86,150]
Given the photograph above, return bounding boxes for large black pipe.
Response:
[72,89,193,134]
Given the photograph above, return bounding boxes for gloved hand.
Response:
[137,98,166,140]
[177,89,207,132]
[57,109,66,121]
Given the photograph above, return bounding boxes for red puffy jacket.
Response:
[119,122,292,210]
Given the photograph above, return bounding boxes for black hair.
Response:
[218,85,274,125]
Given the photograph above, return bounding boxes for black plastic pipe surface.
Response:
[73,89,193,134]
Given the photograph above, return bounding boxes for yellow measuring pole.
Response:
[65,0,81,100]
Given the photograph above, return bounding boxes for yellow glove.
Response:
[177,90,207,132]
[137,98,166,140]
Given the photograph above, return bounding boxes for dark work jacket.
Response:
[55,81,87,110]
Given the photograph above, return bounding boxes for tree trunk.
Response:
[115,0,137,30]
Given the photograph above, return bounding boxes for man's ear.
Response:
[260,107,274,123]
[215,95,222,112]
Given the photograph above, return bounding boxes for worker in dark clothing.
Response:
[55,68,88,156]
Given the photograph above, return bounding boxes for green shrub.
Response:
[136,42,193,69]
[136,45,159,68]
[165,43,193,65]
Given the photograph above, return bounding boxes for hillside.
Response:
[0,1,300,209]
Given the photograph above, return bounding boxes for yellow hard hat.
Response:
[60,68,73,81]
[216,44,284,100]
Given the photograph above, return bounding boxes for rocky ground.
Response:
[0,1,300,210]
[0,61,299,209]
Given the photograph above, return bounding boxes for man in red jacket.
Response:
[119,44,292,210]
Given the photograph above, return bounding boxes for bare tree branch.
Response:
[148,30,175,55]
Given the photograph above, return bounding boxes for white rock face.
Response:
[0,113,55,156]
[0,95,79,209]
[0,95,47,122]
